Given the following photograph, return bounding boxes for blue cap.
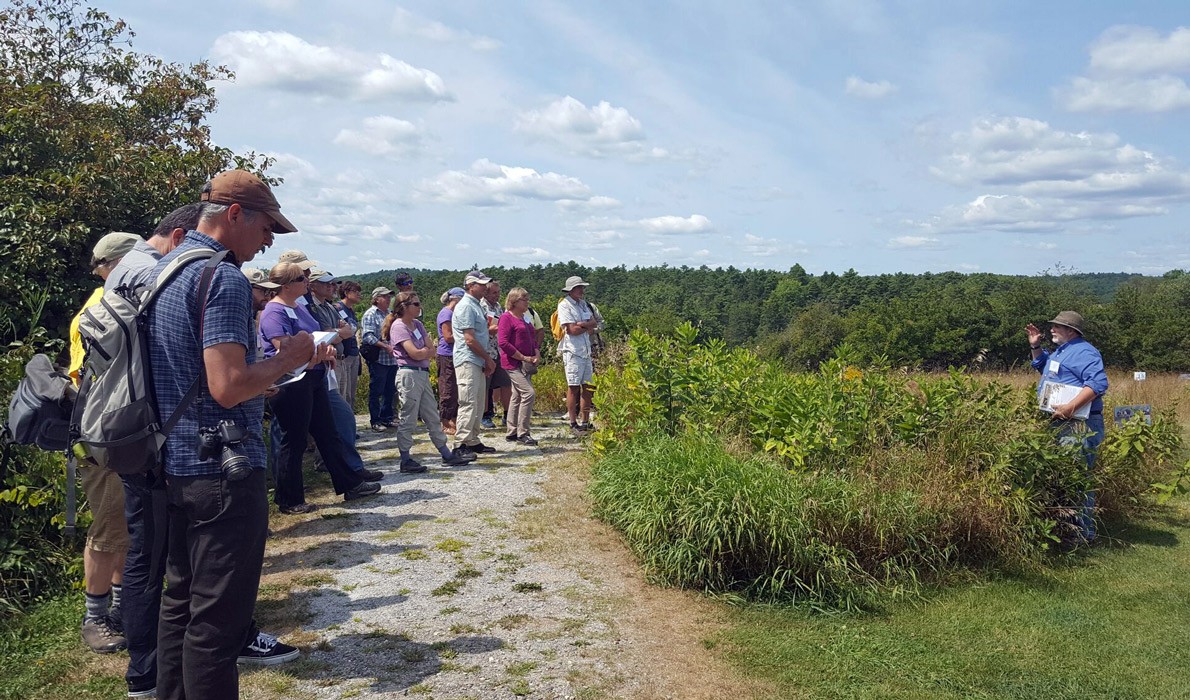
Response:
[447,287,465,298]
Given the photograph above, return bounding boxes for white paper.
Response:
[1039,380,1091,420]
[312,330,338,346]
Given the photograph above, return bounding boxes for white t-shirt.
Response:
[556,296,593,358]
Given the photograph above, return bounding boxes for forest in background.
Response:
[346,263,1189,372]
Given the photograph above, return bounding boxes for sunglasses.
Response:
[253,286,278,296]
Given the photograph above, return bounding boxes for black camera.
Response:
[197,420,253,482]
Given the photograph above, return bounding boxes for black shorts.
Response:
[489,366,512,389]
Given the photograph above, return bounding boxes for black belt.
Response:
[397,365,429,372]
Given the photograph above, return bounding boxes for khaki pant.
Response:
[395,368,447,452]
[336,353,360,409]
[79,465,128,553]
[506,367,536,438]
[454,360,486,448]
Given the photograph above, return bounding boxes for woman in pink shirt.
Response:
[497,287,540,445]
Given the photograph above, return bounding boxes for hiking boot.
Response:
[359,468,384,482]
[578,422,596,432]
[278,502,316,515]
[344,480,382,501]
[471,441,497,454]
[399,458,427,474]
[481,417,496,430]
[82,615,127,654]
[238,631,300,666]
[371,423,388,432]
[517,435,539,446]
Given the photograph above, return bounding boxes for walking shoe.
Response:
[442,452,471,467]
[359,468,384,482]
[570,422,586,436]
[578,422,596,432]
[344,480,382,501]
[517,435,539,446]
[381,419,397,428]
[371,422,388,432]
[504,434,519,442]
[470,441,497,454]
[399,458,427,474]
[238,631,300,666]
[278,502,317,515]
[480,417,496,430]
[81,615,127,654]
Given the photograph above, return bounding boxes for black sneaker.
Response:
[126,680,156,698]
[517,435,539,446]
[570,422,586,436]
[471,441,497,454]
[578,422,596,432]
[371,423,388,432]
[451,446,478,463]
[359,468,384,482]
[238,631,300,666]
[399,458,427,474]
[504,434,519,442]
[441,452,470,467]
[81,615,126,654]
[344,480,382,501]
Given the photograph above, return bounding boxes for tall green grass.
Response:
[589,325,1186,610]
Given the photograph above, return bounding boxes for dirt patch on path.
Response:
[243,414,765,700]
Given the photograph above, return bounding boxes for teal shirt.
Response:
[451,294,489,368]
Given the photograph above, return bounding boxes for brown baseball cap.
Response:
[201,170,298,233]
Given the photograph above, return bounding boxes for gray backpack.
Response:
[71,247,227,475]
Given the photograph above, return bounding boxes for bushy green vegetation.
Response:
[589,325,1185,610]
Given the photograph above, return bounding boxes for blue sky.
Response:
[109,1,1190,276]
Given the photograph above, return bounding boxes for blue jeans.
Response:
[119,472,168,692]
[1056,413,1105,541]
[366,360,397,425]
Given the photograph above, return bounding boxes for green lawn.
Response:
[723,499,1190,700]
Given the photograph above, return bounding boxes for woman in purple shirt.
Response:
[436,288,464,434]
[390,292,473,470]
[259,262,373,513]
[497,287,540,445]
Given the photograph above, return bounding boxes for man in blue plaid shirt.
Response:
[147,170,325,700]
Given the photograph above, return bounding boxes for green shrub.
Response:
[0,328,80,616]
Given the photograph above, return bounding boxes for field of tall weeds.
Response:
[589,324,1188,610]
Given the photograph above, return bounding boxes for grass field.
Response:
[721,498,1190,700]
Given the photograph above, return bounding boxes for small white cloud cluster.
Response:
[921,116,1190,232]
[1058,26,1190,112]
[333,116,423,159]
[418,159,592,206]
[391,6,500,51]
[517,96,668,159]
[210,31,452,102]
[845,75,897,99]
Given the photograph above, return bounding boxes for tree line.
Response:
[351,264,1189,372]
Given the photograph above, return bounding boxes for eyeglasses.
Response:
[253,286,278,297]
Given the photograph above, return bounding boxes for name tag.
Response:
[338,309,348,319]
[1048,360,1061,374]
[284,306,298,320]
[413,328,423,341]
[296,296,308,306]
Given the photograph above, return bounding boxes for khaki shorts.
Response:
[79,466,129,553]
[562,352,594,387]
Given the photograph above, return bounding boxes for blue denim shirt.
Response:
[148,231,266,476]
[451,294,489,368]
[1032,336,1108,414]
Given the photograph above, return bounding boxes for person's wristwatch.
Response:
[1030,344,1041,349]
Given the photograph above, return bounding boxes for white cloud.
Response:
[517,96,669,159]
[638,214,713,235]
[888,235,940,248]
[845,75,897,99]
[391,7,500,51]
[417,159,593,206]
[919,116,1190,232]
[396,234,422,243]
[209,31,452,102]
[1058,26,1190,112]
[556,195,622,211]
[333,116,423,158]
[500,246,554,260]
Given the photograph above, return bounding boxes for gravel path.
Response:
[256,414,636,700]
